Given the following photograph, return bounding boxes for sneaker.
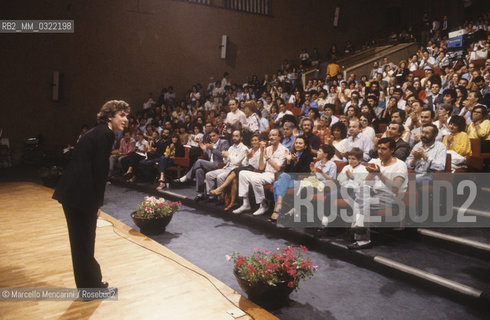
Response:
[252,203,269,216]
[233,204,251,214]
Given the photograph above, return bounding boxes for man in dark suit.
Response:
[174,128,229,200]
[53,100,130,289]
[370,121,410,161]
[427,82,444,112]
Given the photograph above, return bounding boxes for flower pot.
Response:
[233,270,295,302]
[130,211,173,235]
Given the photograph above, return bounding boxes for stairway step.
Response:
[417,228,490,252]
[373,256,483,298]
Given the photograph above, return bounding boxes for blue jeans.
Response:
[157,157,174,173]
[273,173,297,202]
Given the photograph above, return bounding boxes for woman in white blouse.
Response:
[330,122,348,162]
[209,134,262,211]
[359,113,376,142]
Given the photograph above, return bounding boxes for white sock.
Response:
[260,200,268,209]
[241,197,250,208]
[179,176,187,182]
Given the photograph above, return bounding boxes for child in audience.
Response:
[337,147,369,192]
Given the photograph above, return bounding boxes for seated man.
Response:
[337,119,374,162]
[108,130,135,177]
[205,130,247,200]
[174,129,229,200]
[371,122,410,161]
[233,129,288,216]
[406,123,447,184]
[348,138,408,250]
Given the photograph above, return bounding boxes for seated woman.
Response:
[209,133,262,211]
[156,134,185,191]
[272,144,337,222]
[122,131,148,183]
[359,112,376,142]
[186,125,204,148]
[467,106,490,141]
[268,135,314,222]
[313,114,331,144]
[443,115,472,172]
[329,122,348,162]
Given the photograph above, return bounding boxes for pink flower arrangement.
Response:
[230,246,317,288]
[135,196,181,219]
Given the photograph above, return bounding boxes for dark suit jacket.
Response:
[202,138,229,163]
[427,94,444,112]
[369,138,411,161]
[284,149,314,173]
[53,124,115,209]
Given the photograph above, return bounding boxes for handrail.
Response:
[302,68,319,91]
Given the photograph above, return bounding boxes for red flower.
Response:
[287,267,296,277]
[288,281,294,288]
[236,256,246,267]
[300,245,308,253]
[254,248,261,252]
[247,265,256,274]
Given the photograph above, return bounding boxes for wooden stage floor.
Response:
[0,182,277,320]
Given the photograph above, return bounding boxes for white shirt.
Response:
[362,126,376,143]
[433,120,451,141]
[338,163,369,189]
[223,142,248,169]
[246,114,260,132]
[135,139,148,158]
[225,110,247,132]
[332,139,348,162]
[368,158,408,196]
[243,149,262,169]
[276,110,293,122]
[265,144,288,173]
[344,133,374,162]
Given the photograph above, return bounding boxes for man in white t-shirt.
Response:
[347,137,408,250]
[233,129,288,216]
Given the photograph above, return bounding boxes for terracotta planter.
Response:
[130,211,173,235]
[234,270,295,301]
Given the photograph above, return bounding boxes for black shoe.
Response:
[347,241,372,250]
[194,194,205,201]
[207,196,216,202]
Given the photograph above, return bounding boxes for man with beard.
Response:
[301,118,321,153]
[205,130,247,201]
[137,128,171,181]
[406,123,447,184]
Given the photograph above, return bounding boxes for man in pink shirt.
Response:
[109,130,135,177]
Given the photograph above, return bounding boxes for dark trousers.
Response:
[62,203,102,288]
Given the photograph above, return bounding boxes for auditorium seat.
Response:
[165,147,190,177]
